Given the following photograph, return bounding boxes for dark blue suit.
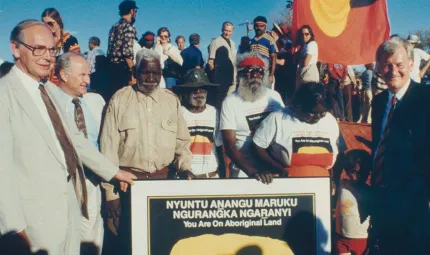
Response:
[370,80,430,254]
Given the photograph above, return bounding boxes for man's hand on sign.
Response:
[106,198,121,235]
[177,170,196,180]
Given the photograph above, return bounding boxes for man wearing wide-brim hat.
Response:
[175,68,226,178]
[407,34,430,83]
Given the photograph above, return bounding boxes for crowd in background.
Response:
[1,1,430,255]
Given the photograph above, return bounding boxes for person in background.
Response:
[106,0,138,100]
[407,34,430,83]
[208,21,237,109]
[154,27,183,88]
[138,31,155,49]
[341,66,357,122]
[181,33,204,74]
[0,61,14,79]
[358,63,373,123]
[42,8,80,55]
[335,150,371,255]
[87,36,104,76]
[42,7,81,86]
[249,16,277,85]
[237,36,250,56]
[175,69,225,178]
[295,25,319,88]
[253,82,341,177]
[220,52,284,184]
[175,35,185,52]
[327,63,347,121]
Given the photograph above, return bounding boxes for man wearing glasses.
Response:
[0,20,135,254]
[220,52,284,184]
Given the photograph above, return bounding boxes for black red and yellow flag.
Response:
[293,0,390,65]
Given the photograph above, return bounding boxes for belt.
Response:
[120,166,169,180]
[193,170,219,179]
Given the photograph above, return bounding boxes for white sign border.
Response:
[131,177,331,255]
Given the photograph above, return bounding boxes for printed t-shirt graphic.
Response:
[181,105,221,175]
[291,136,333,166]
[245,105,279,135]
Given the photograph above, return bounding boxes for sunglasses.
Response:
[45,21,56,28]
[159,35,169,39]
[240,67,265,77]
[302,32,310,36]
[191,88,207,95]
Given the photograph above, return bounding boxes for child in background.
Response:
[335,150,372,255]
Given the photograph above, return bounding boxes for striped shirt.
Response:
[250,33,277,60]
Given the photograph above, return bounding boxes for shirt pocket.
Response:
[118,119,138,149]
[160,119,177,148]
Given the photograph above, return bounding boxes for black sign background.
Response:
[147,194,315,255]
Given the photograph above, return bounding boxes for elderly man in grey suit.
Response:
[56,51,107,254]
[0,20,136,255]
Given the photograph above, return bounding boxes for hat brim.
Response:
[272,23,284,36]
[175,81,219,89]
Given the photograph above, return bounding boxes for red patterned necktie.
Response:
[372,95,397,186]
[39,84,89,218]
[72,98,88,138]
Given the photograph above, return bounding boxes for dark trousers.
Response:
[342,84,353,122]
[107,62,131,102]
[327,79,342,120]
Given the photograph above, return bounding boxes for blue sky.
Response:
[0,0,428,62]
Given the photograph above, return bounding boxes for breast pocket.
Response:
[118,120,138,149]
[160,119,177,148]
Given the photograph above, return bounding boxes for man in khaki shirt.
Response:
[100,48,194,254]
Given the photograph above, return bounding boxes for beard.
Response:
[190,94,207,108]
[237,76,268,102]
[137,82,159,95]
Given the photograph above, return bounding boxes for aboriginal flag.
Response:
[293,0,390,65]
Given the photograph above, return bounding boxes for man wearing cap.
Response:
[208,21,237,108]
[250,16,277,85]
[175,68,225,178]
[100,48,193,254]
[407,34,430,83]
[106,0,138,101]
[220,52,284,184]
[181,33,205,74]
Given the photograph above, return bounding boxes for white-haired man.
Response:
[100,48,194,254]
[56,52,106,254]
[370,37,430,254]
[220,53,284,184]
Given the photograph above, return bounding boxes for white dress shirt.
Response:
[14,66,66,167]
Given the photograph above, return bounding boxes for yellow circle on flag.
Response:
[310,0,351,37]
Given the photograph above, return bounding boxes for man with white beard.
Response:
[220,52,284,184]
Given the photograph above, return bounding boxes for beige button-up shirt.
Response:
[100,86,192,200]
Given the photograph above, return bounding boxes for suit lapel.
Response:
[8,72,66,167]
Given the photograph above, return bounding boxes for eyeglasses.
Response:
[16,40,59,56]
[302,32,310,36]
[159,35,169,39]
[240,67,265,77]
[45,21,56,28]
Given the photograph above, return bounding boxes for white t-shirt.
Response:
[220,89,284,176]
[305,41,318,66]
[411,48,430,83]
[253,108,339,168]
[335,180,371,238]
[181,105,222,176]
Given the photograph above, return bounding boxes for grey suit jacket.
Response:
[0,68,117,254]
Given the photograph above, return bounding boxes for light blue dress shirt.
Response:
[59,88,99,149]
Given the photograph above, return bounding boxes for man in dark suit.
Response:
[370,37,430,254]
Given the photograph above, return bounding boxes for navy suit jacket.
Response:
[371,80,430,219]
